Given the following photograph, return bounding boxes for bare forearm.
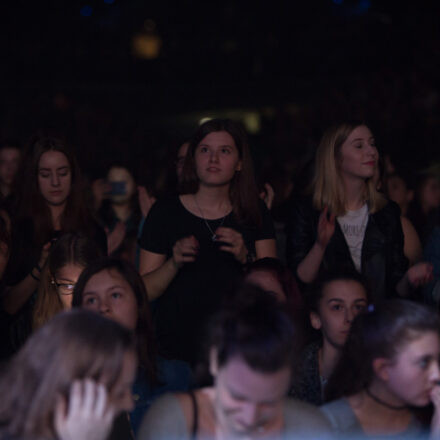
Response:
[296,242,326,284]
[142,258,180,301]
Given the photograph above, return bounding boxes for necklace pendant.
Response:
[212,234,217,242]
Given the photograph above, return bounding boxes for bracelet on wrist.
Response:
[30,271,40,282]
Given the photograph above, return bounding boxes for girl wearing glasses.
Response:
[32,233,103,330]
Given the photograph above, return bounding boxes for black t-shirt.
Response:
[140,196,275,365]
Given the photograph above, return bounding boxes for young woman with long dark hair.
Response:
[1,135,106,353]
[287,122,432,302]
[72,257,192,435]
[139,119,276,364]
[322,300,440,438]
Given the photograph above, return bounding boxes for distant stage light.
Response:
[80,5,93,16]
[199,117,212,125]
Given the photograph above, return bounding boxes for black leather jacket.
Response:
[286,198,408,302]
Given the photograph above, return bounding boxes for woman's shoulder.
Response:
[137,392,189,440]
[283,398,332,437]
[320,397,360,433]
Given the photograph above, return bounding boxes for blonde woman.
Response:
[287,122,432,302]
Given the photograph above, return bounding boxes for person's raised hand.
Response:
[172,236,199,269]
[316,206,335,250]
[259,183,275,210]
[54,379,116,440]
[214,227,248,264]
[407,262,433,287]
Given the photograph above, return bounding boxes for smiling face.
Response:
[311,279,368,349]
[381,331,440,407]
[337,125,378,184]
[38,150,72,207]
[211,355,290,437]
[81,269,138,331]
[194,131,242,188]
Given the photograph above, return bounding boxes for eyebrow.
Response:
[56,278,76,283]
[350,137,375,144]
[198,143,234,148]
[38,166,70,171]
[326,298,367,303]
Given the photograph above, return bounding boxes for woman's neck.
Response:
[341,177,367,211]
[111,201,132,223]
[193,186,232,217]
[348,380,412,436]
[319,341,341,381]
[49,203,66,230]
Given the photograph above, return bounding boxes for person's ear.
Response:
[209,348,218,377]
[407,190,414,203]
[372,358,392,382]
[235,161,242,172]
[310,312,322,330]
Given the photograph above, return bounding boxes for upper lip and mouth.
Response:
[363,161,376,166]
[207,167,221,172]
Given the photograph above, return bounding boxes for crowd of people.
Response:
[0,118,440,439]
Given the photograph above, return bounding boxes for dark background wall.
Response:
[1,0,439,183]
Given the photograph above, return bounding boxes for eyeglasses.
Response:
[52,279,75,295]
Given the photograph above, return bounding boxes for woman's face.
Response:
[310,279,368,349]
[194,131,242,188]
[338,125,378,183]
[54,263,85,309]
[38,151,72,207]
[383,331,440,407]
[420,177,440,211]
[211,355,290,437]
[107,166,136,204]
[81,269,138,331]
[245,270,286,303]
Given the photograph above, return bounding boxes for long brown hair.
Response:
[0,310,135,439]
[13,134,96,247]
[72,257,158,385]
[180,119,262,228]
[312,121,386,216]
[32,233,103,330]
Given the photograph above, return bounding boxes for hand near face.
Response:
[407,262,433,287]
[316,206,335,249]
[54,379,116,440]
[172,236,199,269]
[215,227,248,264]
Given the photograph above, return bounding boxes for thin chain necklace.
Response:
[365,388,408,411]
[193,195,227,242]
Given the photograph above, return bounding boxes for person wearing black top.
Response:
[1,135,106,356]
[139,119,276,365]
